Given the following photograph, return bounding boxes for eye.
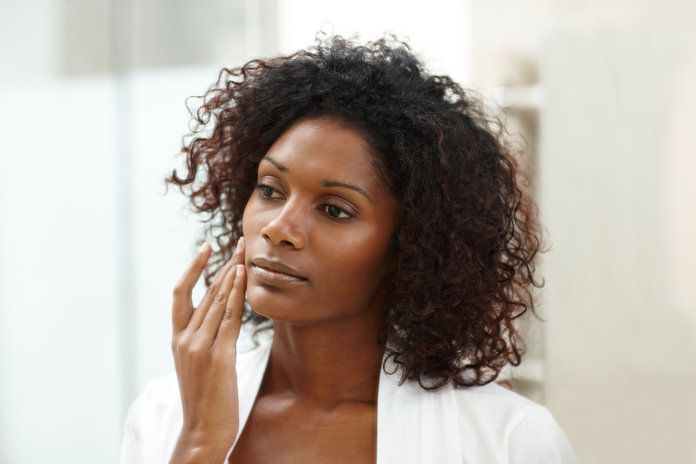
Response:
[256,182,353,221]
[256,182,281,199]
[321,204,353,220]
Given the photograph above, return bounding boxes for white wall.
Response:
[0,0,61,79]
[539,25,696,464]
[277,0,472,86]
[0,78,121,462]
[0,68,219,463]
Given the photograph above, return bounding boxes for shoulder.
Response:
[449,382,576,463]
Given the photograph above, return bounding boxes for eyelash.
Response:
[254,183,354,221]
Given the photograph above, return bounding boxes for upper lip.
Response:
[252,257,307,280]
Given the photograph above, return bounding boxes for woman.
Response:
[120,34,576,463]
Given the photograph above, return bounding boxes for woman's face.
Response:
[242,116,400,324]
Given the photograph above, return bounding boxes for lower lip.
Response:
[250,264,307,286]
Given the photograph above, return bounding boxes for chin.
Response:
[246,286,307,323]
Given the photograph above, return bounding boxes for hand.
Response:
[169,237,247,464]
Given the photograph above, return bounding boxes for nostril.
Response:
[260,219,304,249]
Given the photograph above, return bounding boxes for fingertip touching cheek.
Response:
[241,115,401,324]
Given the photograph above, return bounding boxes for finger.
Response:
[188,238,244,331]
[198,262,239,342]
[215,264,247,349]
[234,236,245,265]
[188,258,235,331]
[172,242,211,333]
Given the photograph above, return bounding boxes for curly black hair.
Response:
[165,32,544,390]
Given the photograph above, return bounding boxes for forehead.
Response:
[262,116,382,185]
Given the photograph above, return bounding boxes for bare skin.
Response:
[169,238,248,464]
[170,116,401,463]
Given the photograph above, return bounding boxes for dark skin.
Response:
[170,116,401,464]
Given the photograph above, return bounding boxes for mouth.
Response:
[251,257,307,281]
[250,263,308,285]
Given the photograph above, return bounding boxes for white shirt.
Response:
[120,336,576,463]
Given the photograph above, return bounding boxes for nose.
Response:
[260,198,306,249]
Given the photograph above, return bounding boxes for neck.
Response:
[261,303,387,410]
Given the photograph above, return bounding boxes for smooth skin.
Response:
[170,239,247,463]
[171,116,401,463]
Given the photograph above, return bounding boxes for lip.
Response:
[250,264,307,286]
[250,257,308,284]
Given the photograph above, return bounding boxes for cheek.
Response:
[241,205,249,237]
[242,197,260,237]
[314,226,394,297]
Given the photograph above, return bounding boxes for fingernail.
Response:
[199,242,210,253]
[237,237,245,250]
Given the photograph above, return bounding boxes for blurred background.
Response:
[1,0,695,462]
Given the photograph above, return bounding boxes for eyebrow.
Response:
[261,155,374,203]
